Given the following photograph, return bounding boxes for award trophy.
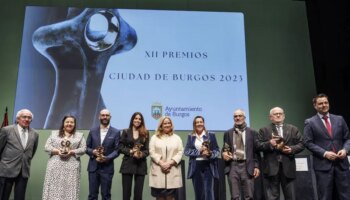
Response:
[132,143,144,158]
[272,132,285,150]
[223,142,233,158]
[201,140,212,157]
[95,146,105,162]
[60,139,71,154]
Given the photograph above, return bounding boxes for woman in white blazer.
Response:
[149,116,183,200]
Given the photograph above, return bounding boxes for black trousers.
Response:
[122,174,145,200]
[0,174,28,200]
[265,163,295,200]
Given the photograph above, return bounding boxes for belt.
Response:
[232,159,246,163]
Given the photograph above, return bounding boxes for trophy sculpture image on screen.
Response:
[223,142,233,158]
[272,132,285,150]
[96,146,106,162]
[60,139,71,155]
[201,140,212,157]
[132,143,144,158]
[31,8,137,129]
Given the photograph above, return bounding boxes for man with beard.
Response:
[304,94,350,200]
[222,109,260,200]
[86,109,120,200]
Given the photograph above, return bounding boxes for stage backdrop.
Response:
[14,7,249,131]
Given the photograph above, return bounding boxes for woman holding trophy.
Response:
[184,116,220,200]
[149,116,183,200]
[119,112,150,200]
[42,115,86,200]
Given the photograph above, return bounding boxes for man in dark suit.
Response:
[303,93,350,200]
[0,109,39,200]
[222,109,260,200]
[257,107,304,200]
[86,109,120,200]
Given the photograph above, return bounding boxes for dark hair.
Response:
[313,93,328,105]
[58,115,77,138]
[129,112,148,139]
[192,115,206,134]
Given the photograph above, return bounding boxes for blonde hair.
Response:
[155,116,174,138]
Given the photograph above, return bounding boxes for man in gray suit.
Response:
[0,109,39,200]
[257,107,304,200]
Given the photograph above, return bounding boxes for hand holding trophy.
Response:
[60,139,71,158]
[95,146,106,162]
[272,132,286,151]
[201,140,212,158]
[222,142,233,160]
[132,143,144,159]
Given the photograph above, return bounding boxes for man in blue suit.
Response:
[304,93,350,200]
[86,109,120,200]
[222,109,260,200]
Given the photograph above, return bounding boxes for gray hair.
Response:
[269,107,284,115]
[16,109,34,120]
[234,109,246,117]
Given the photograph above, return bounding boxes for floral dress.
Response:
[42,131,86,200]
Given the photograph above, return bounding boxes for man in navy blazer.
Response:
[222,109,260,200]
[304,93,350,200]
[86,109,120,200]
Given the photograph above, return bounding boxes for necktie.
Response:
[322,115,332,137]
[323,115,336,152]
[276,125,282,137]
[21,128,27,148]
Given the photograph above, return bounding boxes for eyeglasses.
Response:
[20,115,32,119]
[272,113,284,116]
[234,115,244,118]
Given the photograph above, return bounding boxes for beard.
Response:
[100,119,110,126]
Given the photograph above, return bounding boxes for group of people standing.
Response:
[0,93,350,200]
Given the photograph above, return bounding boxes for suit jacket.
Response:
[119,128,149,175]
[304,114,350,171]
[223,127,259,177]
[184,132,220,179]
[86,126,120,173]
[257,123,304,178]
[0,124,39,178]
